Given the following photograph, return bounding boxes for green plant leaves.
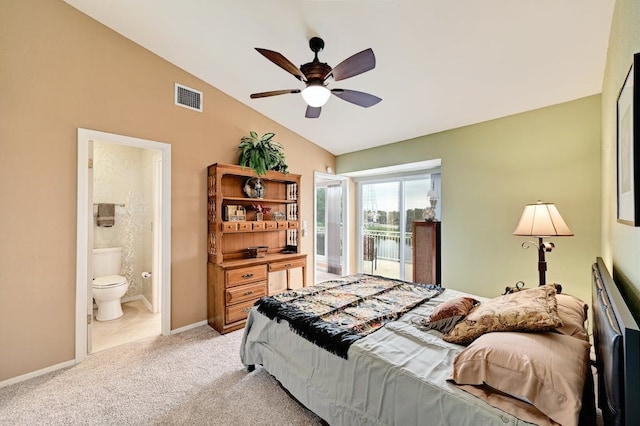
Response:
[262,132,275,142]
[237,131,288,176]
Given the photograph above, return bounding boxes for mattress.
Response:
[240,288,537,425]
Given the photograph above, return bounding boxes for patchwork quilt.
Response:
[255,274,443,358]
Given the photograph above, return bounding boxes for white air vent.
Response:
[174,83,203,112]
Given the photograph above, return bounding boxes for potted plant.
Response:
[238,131,289,176]
[251,204,271,221]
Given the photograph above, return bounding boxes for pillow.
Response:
[554,293,589,341]
[418,296,480,333]
[449,331,590,426]
[443,285,563,345]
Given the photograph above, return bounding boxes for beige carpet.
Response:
[0,326,323,425]
[0,325,605,426]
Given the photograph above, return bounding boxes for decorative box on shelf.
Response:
[226,205,246,221]
[247,246,268,258]
[272,211,286,221]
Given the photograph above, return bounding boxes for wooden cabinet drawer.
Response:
[226,281,266,305]
[269,258,306,272]
[288,221,299,229]
[222,222,238,232]
[226,265,267,287]
[238,222,251,231]
[252,221,266,230]
[226,299,257,323]
[277,221,288,229]
[264,221,277,230]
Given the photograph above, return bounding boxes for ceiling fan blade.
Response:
[329,48,376,82]
[331,89,381,108]
[305,106,321,119]
[250,89,301,99]
[255,48,305,81]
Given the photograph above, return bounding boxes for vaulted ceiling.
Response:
[64,0,614,155]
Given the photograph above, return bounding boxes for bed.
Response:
[240,260,638,425]
[592,257,640,426]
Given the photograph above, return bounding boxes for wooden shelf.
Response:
[210,220,298,234]
[222,196,297,204]
[207,163,305,334]
[216,252,306,269]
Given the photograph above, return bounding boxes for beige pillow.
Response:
[443,285,563,345]
[450,331,590,426]
[554,293,588,341]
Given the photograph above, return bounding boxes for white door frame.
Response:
[75,128,172,362]
[313,172,349,281]
[152,153,163,313]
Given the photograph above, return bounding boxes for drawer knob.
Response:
[284,263,292,267]
[243,307,251,313]
[244,290,253,296]
[241,273,254,279]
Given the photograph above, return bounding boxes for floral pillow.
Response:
[416,297,480,333]
[443,285,563,345]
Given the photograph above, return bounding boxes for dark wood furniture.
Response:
[412,221,441,284]
[592,257,640,426]
[207,163,306,334]
[363,235,377,274]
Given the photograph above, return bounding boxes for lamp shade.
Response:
[301,84,331,107]
[513,201,573,237]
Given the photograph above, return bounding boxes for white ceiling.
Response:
[63,0,614,155]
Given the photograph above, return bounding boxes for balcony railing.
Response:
[363,229,413,263]
[316,227,412,264]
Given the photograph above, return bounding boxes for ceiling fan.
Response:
[250,37,382,119]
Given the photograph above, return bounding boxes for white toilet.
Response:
[92,247,129,321]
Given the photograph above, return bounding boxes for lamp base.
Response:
[423,198,437,221]
[520,237,555,286]
[423,208,436,221]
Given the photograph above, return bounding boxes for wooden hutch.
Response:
[207,163,306,334]
[412,221,441,285]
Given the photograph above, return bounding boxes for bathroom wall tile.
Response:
[93,142,154,298]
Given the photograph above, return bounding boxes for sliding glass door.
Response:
[359,175,434,281]
[361,181,400,277]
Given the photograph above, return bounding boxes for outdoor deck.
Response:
[315,228,414,283]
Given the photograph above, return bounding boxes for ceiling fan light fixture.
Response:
[301,84,330,107]
[251,38,379,118]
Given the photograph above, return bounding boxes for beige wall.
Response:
[601,0,640,310]
[337,96,602,306]
[0,0,334,381]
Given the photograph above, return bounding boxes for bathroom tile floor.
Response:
[91,299,161,353]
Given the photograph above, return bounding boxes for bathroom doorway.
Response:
[76,129,171,361]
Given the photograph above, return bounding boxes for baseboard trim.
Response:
[0,359,76,389]
[121,294,143,304]
[1,320,209,387]
[171,320,208,334]
[141,295,153,312]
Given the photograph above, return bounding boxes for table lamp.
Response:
[512,201,573,286]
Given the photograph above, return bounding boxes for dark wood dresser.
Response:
[412,221,441,285]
